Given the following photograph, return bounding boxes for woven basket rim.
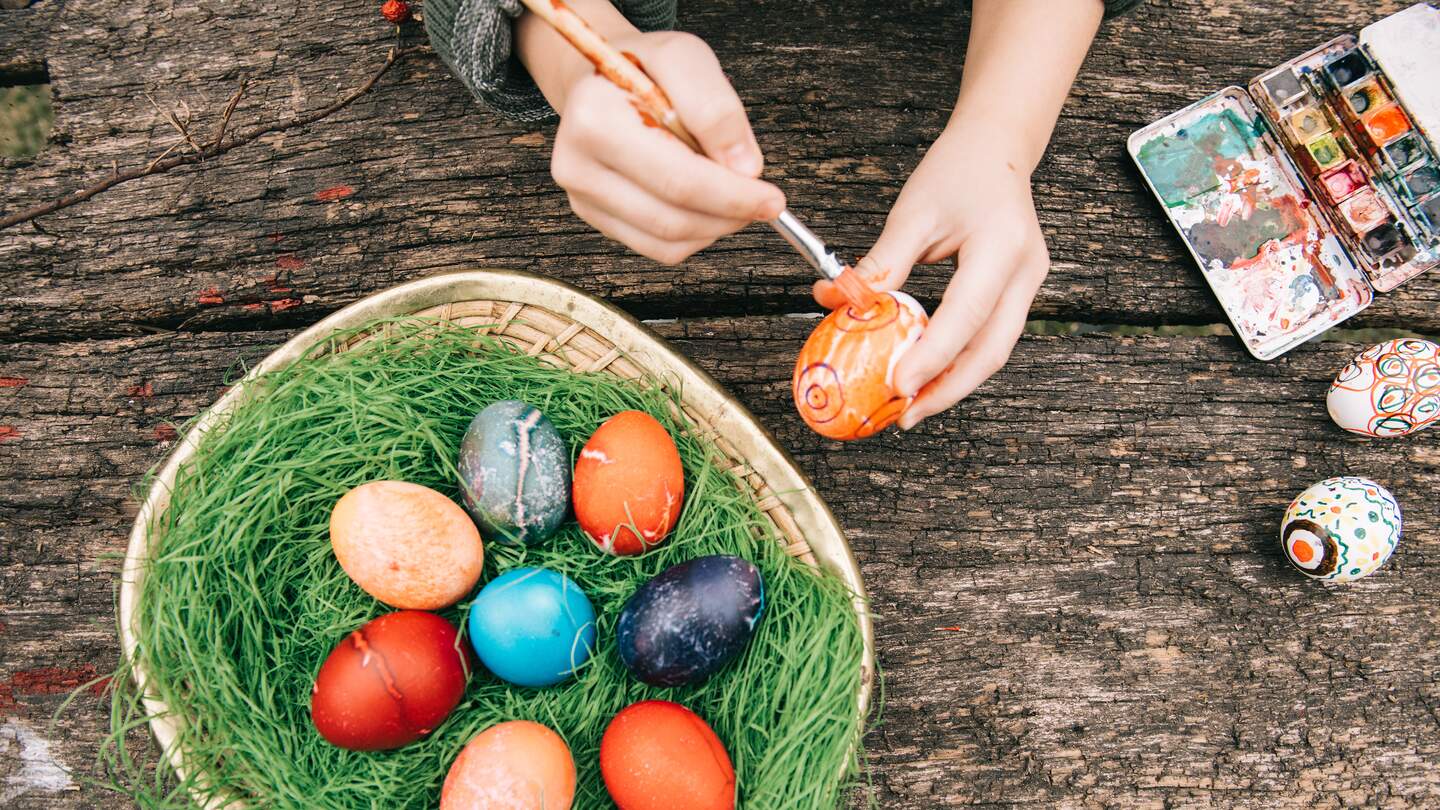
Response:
[118,268,873,806]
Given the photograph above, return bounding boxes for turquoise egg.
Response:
[468,567,597,688]
[457,400,570,544]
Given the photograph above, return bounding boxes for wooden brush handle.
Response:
[519,0,701,152]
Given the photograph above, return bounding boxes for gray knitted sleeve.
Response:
[424,0,677,124]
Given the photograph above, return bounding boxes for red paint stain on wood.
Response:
[242,303,266,312]
[0,376,27,388]
[270,298,303,313]
[268,232,285,243]
[275,254,305,271]
[0,426,19,441]
[197,287,225,305]
[1,665,112,707]
[315,185,355,202]
[10,664,107,696]
[128,382,154,398]
[154,424,178,442]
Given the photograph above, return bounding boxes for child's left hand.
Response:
[813,126,1050,430]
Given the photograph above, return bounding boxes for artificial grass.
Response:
[102,318,869,808]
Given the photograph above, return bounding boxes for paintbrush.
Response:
[519,0,883,311]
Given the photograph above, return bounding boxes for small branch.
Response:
[212,78,249,148]
[1,47,407,232]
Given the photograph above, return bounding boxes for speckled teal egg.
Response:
[457,400,570,544]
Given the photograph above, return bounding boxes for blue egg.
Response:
[617,555,764,687]
[468,567,596,688]
[457,400,571,545]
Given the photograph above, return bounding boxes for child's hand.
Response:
[520,10,785,265]
[813,128,1050,429]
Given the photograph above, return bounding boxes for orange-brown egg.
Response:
[329,480,484,609]
[600,700,734,810]
[440,720,576,810]
[573,411,684,556]
[792,291,928,441]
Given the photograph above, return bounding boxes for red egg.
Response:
[573,411,684,556]
[310,610,469,750]
[600,700,735,810]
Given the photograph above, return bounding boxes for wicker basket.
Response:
[119,269,873,803]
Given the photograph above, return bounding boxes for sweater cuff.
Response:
[425,0,678,124]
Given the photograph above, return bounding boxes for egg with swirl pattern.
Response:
[792,291,928,441]
[617,555,763,687]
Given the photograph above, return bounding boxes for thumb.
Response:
[812,217,929,310]
[636,33,763,177]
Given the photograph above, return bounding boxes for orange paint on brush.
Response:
[1363,105,1410,146]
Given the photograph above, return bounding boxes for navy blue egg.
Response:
[617,555,764,687]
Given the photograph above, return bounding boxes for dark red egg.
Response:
[310,610,469,750]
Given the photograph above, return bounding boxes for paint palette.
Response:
[1130,3,1440,360]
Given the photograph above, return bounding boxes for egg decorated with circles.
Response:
[792,291,928,441]
[1327,338,1440,438]
[457,400,571,544]
[1281,476,1401,582]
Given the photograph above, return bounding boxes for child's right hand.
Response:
[520,14,785,265]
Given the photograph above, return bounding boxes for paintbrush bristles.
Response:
[833,269,884,311]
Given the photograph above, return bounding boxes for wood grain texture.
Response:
[2,0,1439,341]
[5,0,1440,805]
[2,322,1438,807]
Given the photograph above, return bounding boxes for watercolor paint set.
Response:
[1129,3,1440,360]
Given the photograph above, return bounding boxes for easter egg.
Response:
[600,700,735,810]
[330,480,483,609]
[792,291,928,441]
[310,611,469,750]
[1281,476,1402,582]
[457,400,571,544]
[468,567,597,687]
[1327,338,1440,438]
[440,720,576,810]
[573,410,684,555]
[617,555,764,687]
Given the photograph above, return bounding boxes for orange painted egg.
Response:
[792,291,928,440]
[440,720,576,810]
[573,411,684,556]
[600,701,734,810]
[330,480,484,609]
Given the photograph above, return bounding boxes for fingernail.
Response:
[724,143,762,176]
[756,195,784,221]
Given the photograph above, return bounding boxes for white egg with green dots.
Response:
[1281,476,1402,583]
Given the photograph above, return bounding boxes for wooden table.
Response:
[3,0,1438,806]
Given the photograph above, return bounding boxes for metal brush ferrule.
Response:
[769,210,847,282]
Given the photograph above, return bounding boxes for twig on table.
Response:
[0,46,408,232]
[211,78,249,147]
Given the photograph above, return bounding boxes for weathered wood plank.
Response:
[2,322,1437,807]
[3,0,1439,341]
